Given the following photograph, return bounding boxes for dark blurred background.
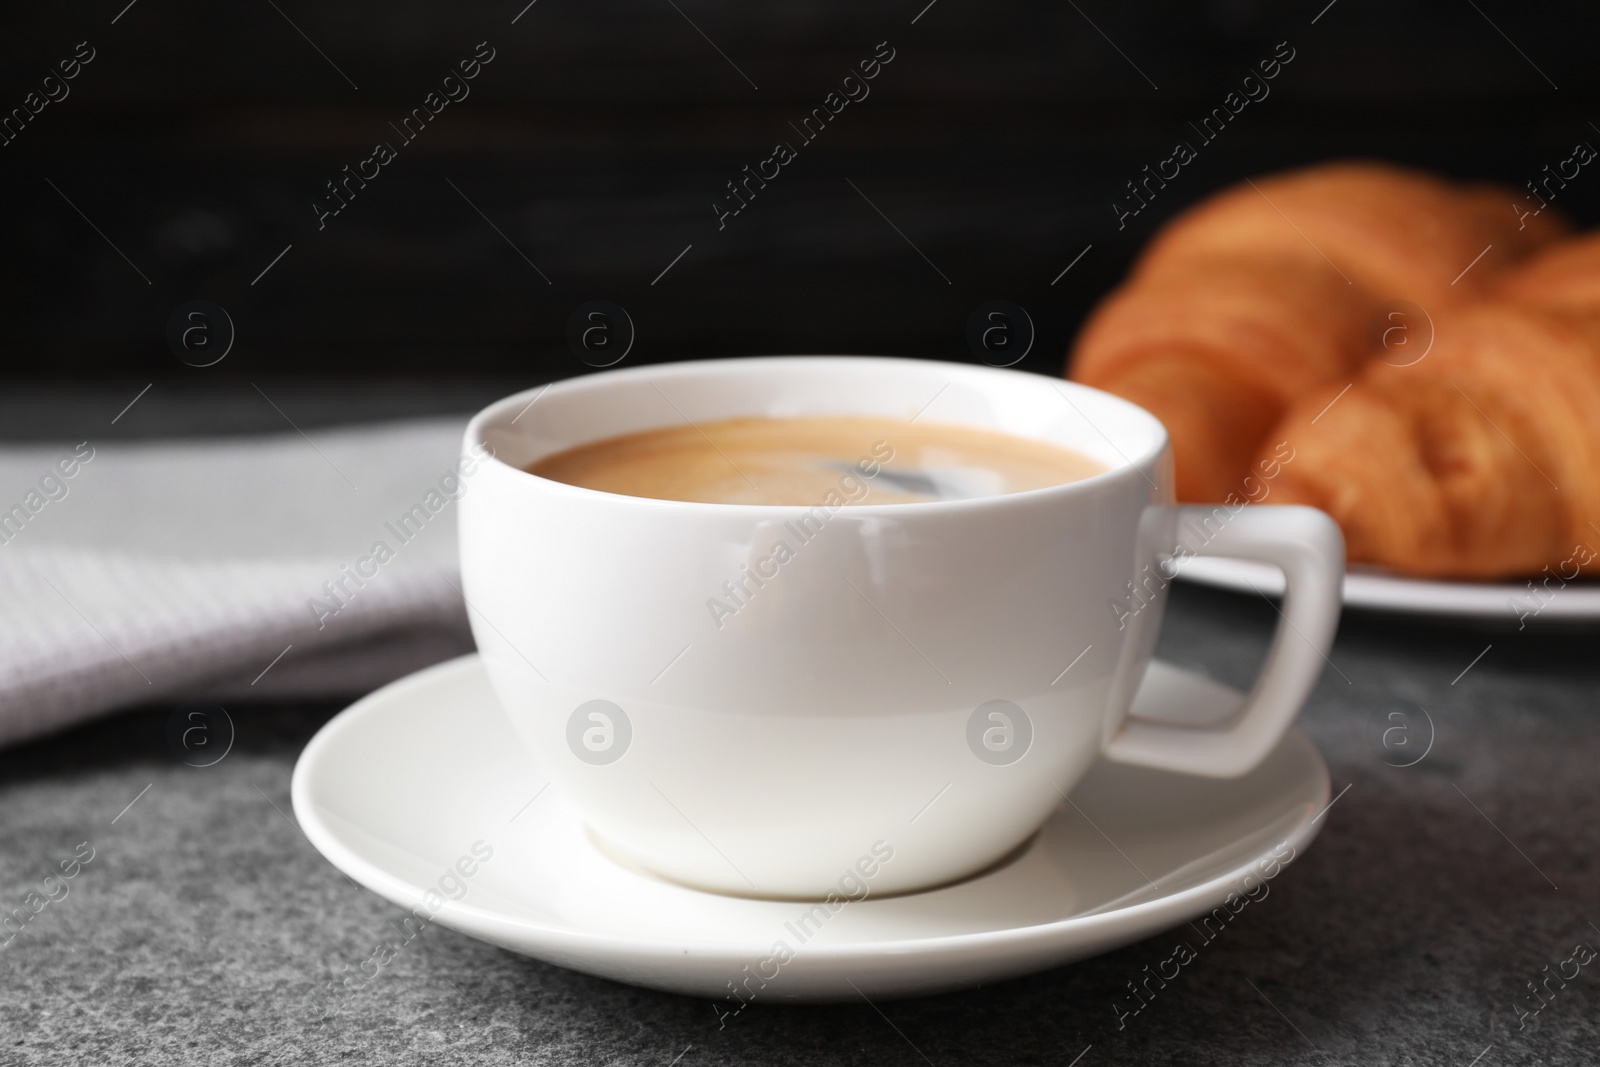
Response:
[4,0,1599,418]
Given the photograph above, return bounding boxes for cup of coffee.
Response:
[460,356,1342,898]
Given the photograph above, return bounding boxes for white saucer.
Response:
[292,654,1329,1001]
[1178,554,1600,624]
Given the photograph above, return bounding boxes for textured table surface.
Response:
[6,570,1598,1067]
[3,391,1599,1066]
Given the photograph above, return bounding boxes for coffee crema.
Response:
[525,415,1105,505]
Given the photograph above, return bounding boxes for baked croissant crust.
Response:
[1261,304,1600,578]
[1071,254,1367,501]
[1133,161,1565,302]
[1494,229,1600,314]
[1069,161,1573,575]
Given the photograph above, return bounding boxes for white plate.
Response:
[1177,554,1600,624]
[292,654,1330,1001]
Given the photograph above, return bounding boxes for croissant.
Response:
[1133,161,1566,302]
[1260,304,1600,578]
[1494,230,1600,315]
[1071,161,1568,506]
[1071,255,1367,501]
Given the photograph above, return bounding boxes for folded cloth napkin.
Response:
[0,419,480,748]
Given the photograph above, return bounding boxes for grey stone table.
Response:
[3,383,1599,1066]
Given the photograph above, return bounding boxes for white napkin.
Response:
[0,419,478,747]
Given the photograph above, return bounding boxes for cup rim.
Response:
[464,355,1170,514]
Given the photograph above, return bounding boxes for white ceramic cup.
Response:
[460,356,1343,899]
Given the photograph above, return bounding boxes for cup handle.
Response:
[1102,504,1345,778]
